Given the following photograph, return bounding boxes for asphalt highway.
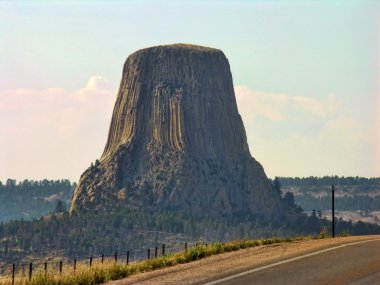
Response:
[205,239,380,285]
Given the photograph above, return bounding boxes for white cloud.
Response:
[328,93,338,114]
[0,82,376,181]
[376,94,380,175]
[74,76,112,104]
[0,76,115,181]
[234,85,375,177]
[234,85,337,124]
[85,75,110,91]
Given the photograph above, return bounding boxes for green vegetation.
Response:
[0,236,324,285]
[1,206,379,266]
[1,176,380,268]
[278,176,380,187]
[295,195,380,211]
[0,179,74,222]
[0,208,297,262]
[277,176,380,212]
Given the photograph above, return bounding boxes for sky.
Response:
[0,0,379,182]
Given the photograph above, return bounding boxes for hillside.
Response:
[1,191,380,265]
[0,179,74,223]
[0,176,380,265]
[279,176,380,224]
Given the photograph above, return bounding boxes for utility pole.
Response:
[332,184,335,238]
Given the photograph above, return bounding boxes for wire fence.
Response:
[0,241,202,284]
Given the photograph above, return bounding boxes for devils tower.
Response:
[70,44,286,222]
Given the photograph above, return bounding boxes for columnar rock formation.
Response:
[70,44,286,221]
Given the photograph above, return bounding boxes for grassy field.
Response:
[0,235,330,285]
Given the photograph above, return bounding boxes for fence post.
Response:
[12,264,15,285]
[74,259,77,274]
[59,261,62,275]
[29,263,32,281]
[101,253,104,263]
[162,244,165,256]
[147,248,151,260]
[332,184,335,238]
[44,262,47,277]
[114,252,118,264]
[155,246,158,258]
[90,257,93,267]
[184,243,188,253]
[126,251,130,265]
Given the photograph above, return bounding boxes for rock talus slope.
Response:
[70,44,286,221]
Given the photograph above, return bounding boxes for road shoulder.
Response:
[106,235,380,285]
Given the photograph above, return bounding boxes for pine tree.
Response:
[273,177,282,195]
[55,200,66,213]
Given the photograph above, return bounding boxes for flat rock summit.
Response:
[70,44,287,221]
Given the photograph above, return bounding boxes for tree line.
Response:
[1,177,380,264]
[294,194,380,212]
[278,176,380,187]
[1,203,380,264]
[276,176,380,212]
[0,179,75,222]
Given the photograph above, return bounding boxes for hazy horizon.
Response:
[1,1,379,182]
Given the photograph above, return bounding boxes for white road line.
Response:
[203,239,380,285]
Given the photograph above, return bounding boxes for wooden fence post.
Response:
[147,248,150,260]
[114,252,118,264]
[29,263,32,281]
[162,244,166,256]
[101,253,104,263]
[126,251,130,265]
[59,261,62,275]
[155,246,158,258]
[74,259,77,274]
[90,257,93,267]
[44,262,47,277]
[12,264,15,285]
[332,184,335,238]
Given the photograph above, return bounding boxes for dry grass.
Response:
[0,236,326,285]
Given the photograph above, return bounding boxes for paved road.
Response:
[205,239,380,285]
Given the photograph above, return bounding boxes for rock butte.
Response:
[70,43,287,221]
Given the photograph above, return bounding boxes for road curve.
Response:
[107,236,380,285]
[204,239,380,285]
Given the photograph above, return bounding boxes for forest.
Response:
[278,176,380,187]
[0,179,74,222]
[1,176,380,264]
[1,205,380,264]
[277,176,380,212]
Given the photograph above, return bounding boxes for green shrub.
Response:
[211,242,224,253]
[184,246,206,261]
[2,235,324,285]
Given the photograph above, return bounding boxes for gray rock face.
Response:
[70,44,285,221]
